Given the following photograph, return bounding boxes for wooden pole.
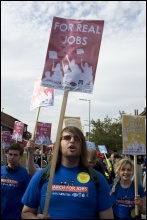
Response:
[31,107,40,140]
[134,109,139,216]
[25,107,40,168]
[1,126,4,162]
[43,91,68,216]
[1,127,3,160]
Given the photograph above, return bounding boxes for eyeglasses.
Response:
[61,135,81,142]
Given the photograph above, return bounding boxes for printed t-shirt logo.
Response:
[77,172,90,183]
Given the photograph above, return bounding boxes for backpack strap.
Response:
[40,164,51,187]
[87,166,100,191]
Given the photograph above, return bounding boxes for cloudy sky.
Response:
[1,1,146,142]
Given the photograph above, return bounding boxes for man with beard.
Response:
[21,126,114,219]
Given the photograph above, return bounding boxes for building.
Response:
[140,107,146,117]
[1,112,31,139]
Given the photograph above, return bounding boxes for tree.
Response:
[90,111,126,153]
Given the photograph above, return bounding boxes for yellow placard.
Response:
[64,116,83,132]
[122,115,146,155]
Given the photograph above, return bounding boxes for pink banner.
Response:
[35,122,52,145]
[30,78,54,110]
[12,121,24,142]
[41,17,104,93]
[2,131,11,149]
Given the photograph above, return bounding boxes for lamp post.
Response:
[79,99,91,141]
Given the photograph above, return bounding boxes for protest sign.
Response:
[2,131,11,150]
[41,16,104,93]
[40,17,104,215]
[12,121,24,142]
[98,145,108,154]
[30,78,54,110]
[86,141,96,149]
[122,115,146,155]
[35,122,52,145]
[64,116,83,131]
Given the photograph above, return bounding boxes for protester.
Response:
[27,143,53,176]
[143,172,146,192]
[27,142,41,175]
[110,152,121,164]
[21,126,115,219]
[34,148,42,167]
[1,143,32,219]
[141,156,146,191]
[87,148,107,178]
[110,158,146,219]
[96,152,112,183]
[1,160,5,166]
[46,152,53,164]
[141,156,146,175]
[107,152,122,184]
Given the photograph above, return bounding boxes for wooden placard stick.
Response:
[134,154,139,216]
[43,90,68,216]
[1,126,4,162]
[31,107,40,140]
[134,109,139,216]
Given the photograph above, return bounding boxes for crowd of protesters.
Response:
[1,126,146,219]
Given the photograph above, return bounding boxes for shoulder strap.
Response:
[113,182,118,197]
[40,164,51,187]
[87,166,100,191]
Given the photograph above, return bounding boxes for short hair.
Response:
[111,152,120,159]
[6,143,24,156]
[87,148,97,160]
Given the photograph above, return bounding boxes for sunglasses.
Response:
[61,135,81,142]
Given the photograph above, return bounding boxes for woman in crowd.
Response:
[110,158,146,219]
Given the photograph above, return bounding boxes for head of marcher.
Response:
[110,152,120,164]
[87,148,97,167]
[6,143,24,168]
[114,158,134,181]
[56,126,88,168]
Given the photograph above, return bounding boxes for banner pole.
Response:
[134,109,139,216]
[43,90,69,216]
[31,107,41,140]
[1,126,4,162]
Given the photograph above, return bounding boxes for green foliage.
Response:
[90,111,126,153]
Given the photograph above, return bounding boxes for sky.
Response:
[1,1,146,143]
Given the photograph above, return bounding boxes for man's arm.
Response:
[27,140,40,175]
[21,205,50,219]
